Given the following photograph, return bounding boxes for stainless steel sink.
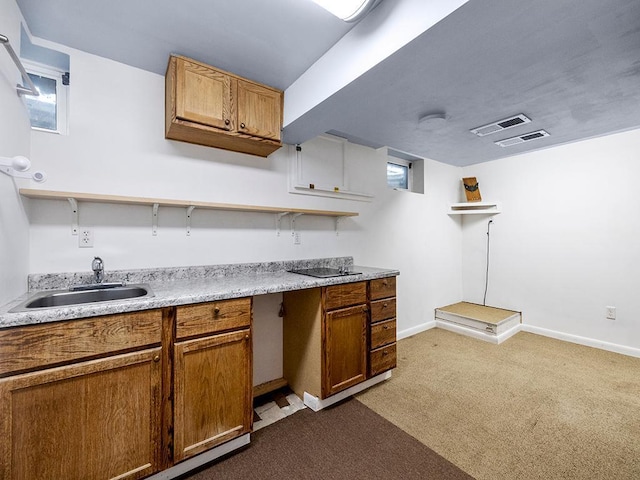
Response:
[10,284,153,312]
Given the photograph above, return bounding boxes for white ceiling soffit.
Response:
[283,0,470,127]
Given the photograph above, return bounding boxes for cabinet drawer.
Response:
[324,282,367,310]
[370,319,396,350]
[0,310,163,377]
[370,277,396,301]
[369,343,397,377]
[370,297,396,322]
[176,298,251,339]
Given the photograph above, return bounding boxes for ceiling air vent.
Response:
[495,130,550,148]
[470,114,531,137]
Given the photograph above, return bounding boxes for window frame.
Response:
[387,158,413,191]
[22,60,68,135]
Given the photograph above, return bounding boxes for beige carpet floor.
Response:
[356,329,640,480]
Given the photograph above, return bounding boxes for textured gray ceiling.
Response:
[284,0,640,165]
[15,0,354,90]
[15,0,640,166]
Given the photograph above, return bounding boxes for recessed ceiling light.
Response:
[311,0,382,22]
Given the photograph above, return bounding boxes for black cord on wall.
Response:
[483,219,493,306]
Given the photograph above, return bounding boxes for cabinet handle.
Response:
[153,355,160,363]
[245,334,250,340]
[240,122,246,129]
[383,325,389,330]
[383,303,388,308]
[224,119,230,126]
[382,350,389,356]
[213,307,220,316]
[382,280,388,286]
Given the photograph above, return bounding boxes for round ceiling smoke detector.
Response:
[419,112,447,127]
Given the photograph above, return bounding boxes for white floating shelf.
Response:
[20,189,358,217]
[448,202,501,215]
[20,189,359,237]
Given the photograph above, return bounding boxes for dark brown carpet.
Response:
[183,398,474,479]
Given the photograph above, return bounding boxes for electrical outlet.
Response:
[606,306,616,320]
[79,228,94,248]
[293,232,301,245]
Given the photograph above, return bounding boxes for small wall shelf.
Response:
[20,189,358,236]
[448,202,501,215]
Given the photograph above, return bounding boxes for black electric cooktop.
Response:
[288,267,361,278]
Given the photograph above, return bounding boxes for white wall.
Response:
[461,128,640,351]
[25,45,463,343]
[0,0,31,305]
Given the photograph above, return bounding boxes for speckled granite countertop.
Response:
[0,257,399,329]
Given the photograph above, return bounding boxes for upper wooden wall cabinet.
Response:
[165,55,284,157]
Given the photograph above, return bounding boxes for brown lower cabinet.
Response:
[368,277,397,377]
[323,304,368,397]
[173,328,252,462]
[0,299,253,480]
[0,309,163,480]
[0,278,396,479]
[283,278,397,401]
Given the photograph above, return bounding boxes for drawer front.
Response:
[370,277,396,301]
[370,319,396,350]
[176,298,252,339]
[0,309,163,377]
[370,297,396,322]
[369,343,397,377]
[324,282,367,310]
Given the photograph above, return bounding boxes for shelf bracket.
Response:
[290,213,304,236]
[335,216,343,236]
[186,206,196,236]
[275,212,290,237]
[152,203,159,236]
[67,198,78,235]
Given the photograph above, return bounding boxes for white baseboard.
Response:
[146,434,250,479]
[435,320,521,344]
[398,321,436,340]
[303,370,393,412]
[521,324,640,358]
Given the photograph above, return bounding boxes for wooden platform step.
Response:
[435,301,521,344]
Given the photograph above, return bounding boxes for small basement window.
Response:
[23,62,68,135]
[387,161,411,190]
[386,148,424,194]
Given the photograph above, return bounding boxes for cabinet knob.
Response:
[213,307,220,316]
[245,334,250,340]
[382,350,389,356]
[383,325,389,330]
[383,303,388,308]
[224,119,230,126]
[153,355,160,363]
[240,122,246,129]
[382,280,388,286]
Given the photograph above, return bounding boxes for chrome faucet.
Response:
[91,256,104,284]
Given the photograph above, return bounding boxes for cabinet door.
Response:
[175,58,235,131]
[323,305,367,397]
[174,329,252,462]
[237,79,282,141]
[0,348,162,480]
